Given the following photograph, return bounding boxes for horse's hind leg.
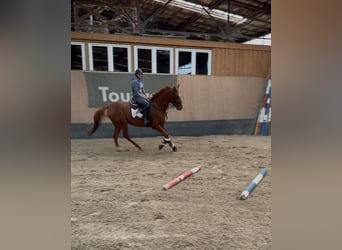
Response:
[113,126,121,147]
[121,124,142,151]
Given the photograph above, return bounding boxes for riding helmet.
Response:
[135,68,143,76]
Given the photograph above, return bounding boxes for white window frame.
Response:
[175,48,212,75]
[71,42,86,70]
[88,43,132,72]
[134,46,174,74]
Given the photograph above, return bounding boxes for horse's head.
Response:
[150,84,183,111]
[171,84,183,110]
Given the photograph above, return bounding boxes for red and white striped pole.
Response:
[163,165,202,190]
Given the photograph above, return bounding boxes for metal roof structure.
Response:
[71,0,271,43]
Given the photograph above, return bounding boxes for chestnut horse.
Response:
[86,84,183,151]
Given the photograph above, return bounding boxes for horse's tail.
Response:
[85,106,108,136]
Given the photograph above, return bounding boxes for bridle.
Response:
[172,91,183,110]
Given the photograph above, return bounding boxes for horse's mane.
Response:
[150,85,172,101]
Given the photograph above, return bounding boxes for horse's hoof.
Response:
[172,146,177,152]
[158,144,164,150]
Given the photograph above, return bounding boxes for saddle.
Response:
[130,97,144,118]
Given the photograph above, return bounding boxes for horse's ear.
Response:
[176,83,180,89]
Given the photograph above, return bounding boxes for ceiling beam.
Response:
[175,0,227,29]
[230,0,271,14]
[76,6,105,22]
[73,0,135,8]
[141,0,174,27]
[71,0,270,43]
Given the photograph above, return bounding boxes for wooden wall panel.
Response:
[71,71,266,123]
[71,32,270,77]
[71,32,270,50]
[71,32,270,124]
[71,71,98,123]
[212,48,270,77]
[170,75,266,121]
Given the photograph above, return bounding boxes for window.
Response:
[134,46,173,74]
[196,52,209,75]
[136,48,152,73]
[177,51,192,74]
[92,45,108,71]
[88,43,131,72]
[157,49,171,73]
[112,47,130,72]
[176,48,211,75]
[77,42,212,75]
[71,42,86,70]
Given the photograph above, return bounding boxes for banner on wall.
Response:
[84,72,178,108]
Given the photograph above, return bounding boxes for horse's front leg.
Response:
[153,125,177,152]
[159,137,177,151]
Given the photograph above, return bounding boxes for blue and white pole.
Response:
[239,168,268,200]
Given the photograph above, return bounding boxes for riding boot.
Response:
[143,107,150,125]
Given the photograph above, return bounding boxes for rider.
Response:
[131,68,150,125]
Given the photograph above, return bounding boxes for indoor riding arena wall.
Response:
[71,71,266,138]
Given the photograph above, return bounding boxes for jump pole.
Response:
[163,165,202,190]
[239,168,268,199]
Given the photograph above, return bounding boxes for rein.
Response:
[148,86,181,120]
[151,102,169,119]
